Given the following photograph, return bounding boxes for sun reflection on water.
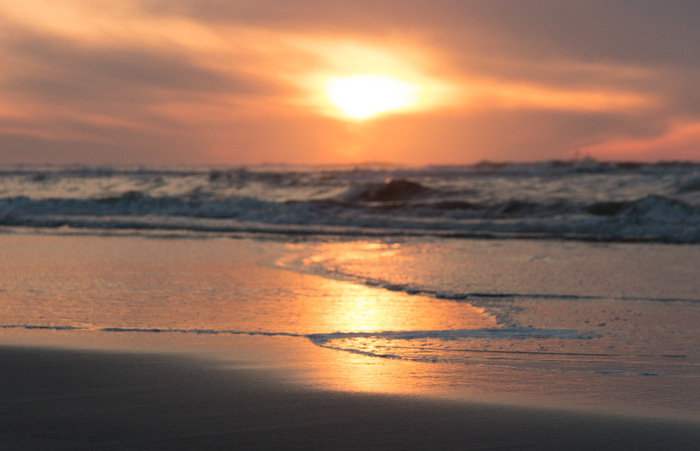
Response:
[283,240,498,394]
[291,274,495,334]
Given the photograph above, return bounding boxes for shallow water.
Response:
[280,238,700,377]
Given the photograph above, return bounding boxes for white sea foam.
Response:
[307,327,599,345]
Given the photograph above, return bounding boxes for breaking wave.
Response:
[1,161,699,242]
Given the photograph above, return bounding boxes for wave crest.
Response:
[339,178,433,203]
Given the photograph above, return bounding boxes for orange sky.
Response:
[1,0,699,165]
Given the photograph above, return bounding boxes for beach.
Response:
[2,344,700,450]
[3,0,700,447]
[1,232,699,449]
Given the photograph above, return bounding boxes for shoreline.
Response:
[2,343,700,450]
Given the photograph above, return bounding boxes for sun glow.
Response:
[323,74,421,120]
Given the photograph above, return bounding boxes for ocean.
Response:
[1,161,699,417]
[1,160,699,242]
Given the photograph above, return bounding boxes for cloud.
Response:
[0,0,699,164]
[3,33,250,104]
[0,15,302,159]
[138,0,700,65]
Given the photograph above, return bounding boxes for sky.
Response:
[1,0,699,166]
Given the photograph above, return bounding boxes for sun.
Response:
[323,74,421,120]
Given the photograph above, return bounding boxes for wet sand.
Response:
[2,345,699,450]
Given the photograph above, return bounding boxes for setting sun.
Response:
[323,74,421,120]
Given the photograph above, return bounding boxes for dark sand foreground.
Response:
[1,346,699,450]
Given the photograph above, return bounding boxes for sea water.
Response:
[1,161,699,415]
[1,161,699,242]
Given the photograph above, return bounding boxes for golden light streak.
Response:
[468,81,655,112]
[581,121,700,160]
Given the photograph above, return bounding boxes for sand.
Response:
[1,345,699,450]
